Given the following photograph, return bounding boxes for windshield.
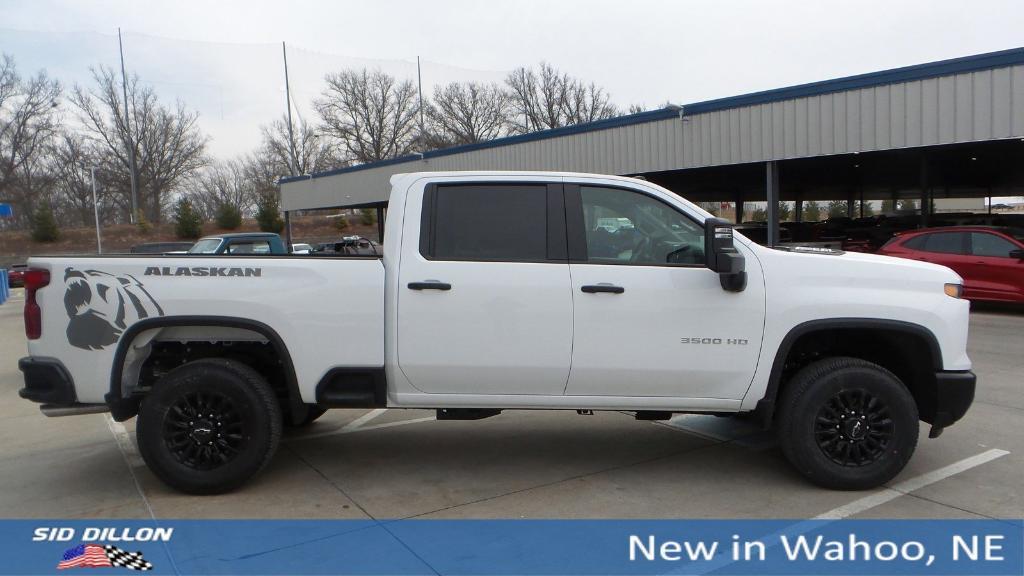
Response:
[188,238,222,254]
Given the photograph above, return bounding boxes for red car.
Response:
[878,226,1024,302]
[6,264,26,288]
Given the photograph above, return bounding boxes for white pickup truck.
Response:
[18,172,975,494]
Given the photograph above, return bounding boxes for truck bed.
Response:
[25,254,385,404]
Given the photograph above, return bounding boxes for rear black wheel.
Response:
[778,357,918,490]
[137,358,282,494]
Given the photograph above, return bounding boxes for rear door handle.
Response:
[581,284,625,294]
[408,281,452,291]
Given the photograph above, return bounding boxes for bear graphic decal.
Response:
[63,268,164,350]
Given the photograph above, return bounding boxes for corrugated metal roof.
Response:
[281,47,1024,185]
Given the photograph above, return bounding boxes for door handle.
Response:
[408,281,452,291]
[581,284,625,294]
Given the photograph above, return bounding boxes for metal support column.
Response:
[376,206,385,244]
[284,211,292,251]
[920,154,930,227]
[734,193,744,224]
[766,161,780,247]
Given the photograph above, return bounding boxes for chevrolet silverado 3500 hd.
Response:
[18,172,975,493]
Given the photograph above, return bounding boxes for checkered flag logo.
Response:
[58,544,154,571]
[104,545,153,571]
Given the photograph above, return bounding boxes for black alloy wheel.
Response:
[164,390,246,471]
[813,388,894,467]
[137,358,282,494]
[778,356,918,490]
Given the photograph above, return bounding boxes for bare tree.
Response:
[424,81,509,147]
[240,148,285,198]
[261,114,341,176]
[47,131,116,227]
[185,159,259,220]
[315,69,419,163]
[69,66,208,223]
[561,79,616,125]
[504,62,618,134]
[0,54,61,227]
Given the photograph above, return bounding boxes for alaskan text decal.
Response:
[143,266,262,277]
[65,268,164,351]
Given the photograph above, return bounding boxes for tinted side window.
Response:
[428,184,548,261]
[227,241,270,254]
[971,233,1017,257]
[902,235,927,250]
[578,186,705,266]
[922,232,965,254]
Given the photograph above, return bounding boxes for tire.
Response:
[283,404,328,428]
[136,358,282,494]
[777,356,919,490]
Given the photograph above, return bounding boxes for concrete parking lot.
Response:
[1,288,1021,520]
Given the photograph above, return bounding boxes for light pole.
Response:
[90,167,102,254]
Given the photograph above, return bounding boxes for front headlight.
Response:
[944,283,963,299]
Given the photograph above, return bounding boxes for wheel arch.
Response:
[755,318,943,428]
[105,315,301,422]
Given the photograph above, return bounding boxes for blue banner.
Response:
[4,520,1021,575]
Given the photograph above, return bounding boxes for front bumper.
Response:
[18,357,76,405]
[931,369,976,430]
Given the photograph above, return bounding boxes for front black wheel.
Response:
[777,357,919,490]
[137,358,282,494]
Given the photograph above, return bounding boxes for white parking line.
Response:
[814,448,1010,519]
[287,414,436,442]
[104,414,156,518]
[676,448,1011,575]
[105,414,144,468]
[342,408,388,432]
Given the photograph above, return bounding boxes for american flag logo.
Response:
[57,544,153,571]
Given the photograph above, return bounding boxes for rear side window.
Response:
[970,232,1018,257]
[227,241,271,254]
[422,184,554,262]
[921,232,965,254]
[901,235,927,250]
[188,239,222,254]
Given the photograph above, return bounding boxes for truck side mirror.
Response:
[704,218,747,292]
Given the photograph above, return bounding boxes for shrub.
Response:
[333,212,350,231]
[359,207,377,226]
[255,194,284,233]
[173,198,203,239]
[30,202,60,243]
[215,203,242,230]
[135,209,152,234]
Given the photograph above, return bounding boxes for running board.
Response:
[40,403,110,417]
[436,408,502,421]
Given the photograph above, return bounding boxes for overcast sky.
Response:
[2,0,1023,159]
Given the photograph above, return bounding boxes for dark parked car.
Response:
[187,233,287,255]
[6,264,27,287]
[129,242,195,254]
[878,226,1024,303]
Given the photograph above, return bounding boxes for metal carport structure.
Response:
[280,47,1024,246]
